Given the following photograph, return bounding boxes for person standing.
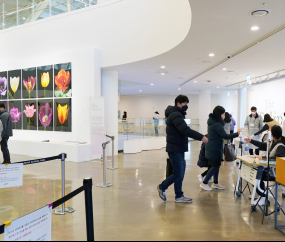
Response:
[244,106,263,155]
[283,113,285,137]
[0,103,13,164]
[230,114,236,143]
[224,112,232,145]
[200,106,241,191]
[153,111,159,136]
[122,111,127,120]
[157,95,208,203]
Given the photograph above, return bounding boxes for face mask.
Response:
[182,105,188,112]
[251,112,256,115]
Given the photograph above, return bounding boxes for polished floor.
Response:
[0,141,285,241]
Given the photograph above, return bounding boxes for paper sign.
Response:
[0,164,23,189]
[4,205,52,241]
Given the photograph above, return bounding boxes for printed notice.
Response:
[0,164,23,189]
[4,205,52,241]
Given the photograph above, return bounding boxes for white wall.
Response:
[0,48,101,144]
[118,95,199,120]
[0,0,191,68]
[119,93,239,129]
[247,77,285,125]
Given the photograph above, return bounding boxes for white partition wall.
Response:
[199,90,210,135]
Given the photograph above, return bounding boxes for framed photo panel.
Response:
[37,65,53,98]
[22,100,37,130]
[54,63,72,98]
[38,99,53,131]
[22,68,37,99]
[8,69,21,100]
[54,98,71,132]
[8,101,22,130]
[0,71,8,100]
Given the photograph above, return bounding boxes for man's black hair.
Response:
[271,125,282,140]
[175,95,189,106]
[251,106,257,111]
[0,103,5,109]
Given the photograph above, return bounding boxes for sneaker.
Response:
[175,195,192,203]
[200,183,213,191]
[157,185,166,202]
[198,175,204,183]
[212,184,225,190]
[253,197,266,206]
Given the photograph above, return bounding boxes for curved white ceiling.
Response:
[114,0,285,95]
[0,0,191,68]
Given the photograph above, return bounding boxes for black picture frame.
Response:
[0,71,8,100]
[54,98,72,132]
[8,101,22,130]
[38,99,54,131]
[37,65,53,98]
[22,67,37,99]
[22,100,37,131]
[8,69,22,100]
[54,63,72,98]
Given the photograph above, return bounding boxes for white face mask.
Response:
[251,112,256,115]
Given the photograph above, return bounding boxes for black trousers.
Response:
[1,137,11,163]
[249,149,259,155]
[230,131,234,143]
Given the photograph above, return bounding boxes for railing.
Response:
[118,118,200,140]
[0,0,111,30]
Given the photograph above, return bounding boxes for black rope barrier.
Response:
[14,153,66,166]
[0,177,94,241]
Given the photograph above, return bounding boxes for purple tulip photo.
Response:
[39,103,53,128]
[10,107,21,123]
[0,77,7,97]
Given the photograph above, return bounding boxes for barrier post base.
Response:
[52,207,75,215]
[107,167,118,170]
[97,183,112,188]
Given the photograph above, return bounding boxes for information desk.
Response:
[235,156,276,210]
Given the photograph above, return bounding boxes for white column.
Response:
[101,70,118,156]
[199,90,211,135]
[237,88,247,129]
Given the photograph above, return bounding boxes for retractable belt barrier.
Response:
[0,178,95,241]
[4,153,74,215]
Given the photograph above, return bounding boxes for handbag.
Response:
[197,159,208,168]
[224,144,236,162]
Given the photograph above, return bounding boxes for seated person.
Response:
[253,114,280,137]
[244,125,285,205]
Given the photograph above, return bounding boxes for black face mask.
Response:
[182,105,188,112]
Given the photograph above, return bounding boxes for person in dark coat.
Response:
[157,95,208,203]
[200,106,241,191]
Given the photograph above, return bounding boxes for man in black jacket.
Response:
[157,95,208,203]
[0,103,13,164]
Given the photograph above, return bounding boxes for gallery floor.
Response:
[0,141,285,241]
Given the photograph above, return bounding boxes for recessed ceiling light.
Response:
[217,86,219,88]
[151,83,154,86]
[23,17,26,19]
[251,9,270,17]
[178,88,181,90]
[251,26,259,31]
[209,53,215,57]
[194,81,197,83]
[235,91,237,92]
[222,68,227,71]
[161,73,165,75]
[139,90,142,92]
[161,66,165,69]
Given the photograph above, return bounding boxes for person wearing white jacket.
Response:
[153,111,159,136]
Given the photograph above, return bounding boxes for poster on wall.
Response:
[37,65,53,98]
[8,101,22,130]
[54,63,72,98]
[38,99,53,131]
[22,100,37,130]
[8,69,21,100]
[54,98,71,132]
[0,71,8,100]
[22,68,37,99]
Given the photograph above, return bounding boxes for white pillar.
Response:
[199,90,211,135]
[238,88,247,129]
[101,70,118,156]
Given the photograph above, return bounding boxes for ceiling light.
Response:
[275,72,280,78]
[251,26,259,31]
[161,73,165,76]
[266,75,269,81]
[161,66,165,69]
[209,53,215,57]
[139,90,142,92]
[222,68,227,71]
[151,84,154,86]
[235,91,238,92]
[178,88,181,90]
[217,86,219,88]
[251,9,270,17]
[23,17,26,20]
[194,81,197,83]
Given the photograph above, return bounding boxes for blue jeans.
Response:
[159,152,185,199]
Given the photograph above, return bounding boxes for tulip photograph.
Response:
[8,69,21,99]
[0,72,8,100]
[38,100,53,131]
[54,98,71,132]
[54,63,72,98]
[8,101,22,130]
[37,65,53,98]
[22,68,37,99]
[23,101,37,130]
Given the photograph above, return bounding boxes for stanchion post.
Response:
[84,178,95,242]
[97,142,112,188]
[107,136,118,170]
[53,153,75,215]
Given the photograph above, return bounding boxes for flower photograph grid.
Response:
[1,62,72,132]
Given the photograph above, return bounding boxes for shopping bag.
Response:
[224,144,236,162]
